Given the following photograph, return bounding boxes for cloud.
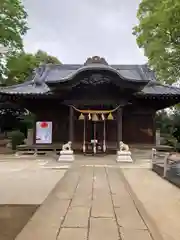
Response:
[22,0,147,64]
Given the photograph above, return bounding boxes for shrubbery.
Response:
[8,130,25,150]
[156,109,180,152]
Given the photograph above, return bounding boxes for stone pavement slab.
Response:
[115,206,147,230]
[62,206,90,228]
[120,228,152,240]
[92,167,114,218]
[71,194,92,207]
[91,199,114,218]
[57,228,87,240]
[89,217,119,240]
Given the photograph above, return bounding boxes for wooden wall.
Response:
[34,104,69,143]
[122,108,155,144]
[32,103,155,145]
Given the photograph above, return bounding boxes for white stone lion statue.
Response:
[119,141,129,152]
[62,141,72,151]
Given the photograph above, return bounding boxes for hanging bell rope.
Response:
[78,113,84,120]
[88,113,91,120]
[101,113,105,121]
[107,112,114,120]
[78,112,114,121]
[92,113,99,122]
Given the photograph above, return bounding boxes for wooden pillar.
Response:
[69,106,74,142]
[153,111,157,144]
[33,115,37,144]
[117,107,123,147]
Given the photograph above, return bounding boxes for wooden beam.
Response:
[117,107,123,147]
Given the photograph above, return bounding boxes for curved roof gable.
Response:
[43,64,150,84]
[35,56,152,84]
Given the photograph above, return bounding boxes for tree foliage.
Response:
[0,1,62,135]
[133,0,180,84]
[155,109,180,149]
[0,1,61,85]
[35,50,61,65]
[4,50,61,85]
[0,0,28,76]
[155,110,173,134]
[0,0,28,51]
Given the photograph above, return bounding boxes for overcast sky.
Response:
[22,0,147,64]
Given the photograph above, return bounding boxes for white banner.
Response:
[36,121,52,144]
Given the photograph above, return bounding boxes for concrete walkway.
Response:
[0,159,67,205]
[0,158,68,240]
[16,165,153,240]
[122,168,180,240]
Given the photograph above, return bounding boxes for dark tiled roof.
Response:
[41,64,154,83]
[0,59,179,97]
[140,82,180,95]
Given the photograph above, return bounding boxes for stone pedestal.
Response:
[58,150,74,162]
[116,151,133,163]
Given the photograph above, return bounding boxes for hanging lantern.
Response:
[78,113,84,120]
[88,113,91,120]
[107,112,114,120]
[92,113,99,121]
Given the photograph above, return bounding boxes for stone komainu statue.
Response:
[62,141,72,151]
[119,141,129,152]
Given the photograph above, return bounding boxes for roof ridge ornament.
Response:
[84,56,108,66]
[33,64,49,86]
[33,68,43,86]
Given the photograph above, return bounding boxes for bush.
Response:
[9,130,25,150]
[165,137,177,148]
[175,142,180,152]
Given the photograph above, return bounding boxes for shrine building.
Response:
[1,56,180,154]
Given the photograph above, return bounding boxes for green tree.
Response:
[133,0,180,84]
[0,0,28,70]
[155,109,180,149]
[155,110,173,134]
[4,52,37,85]
[35,50,61,64]
[4,50,61,85]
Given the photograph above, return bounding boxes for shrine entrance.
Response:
[85,120,104,154]
[87,121,104,144]
[72,106,119,155]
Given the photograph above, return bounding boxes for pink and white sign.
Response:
[36,121,52,144]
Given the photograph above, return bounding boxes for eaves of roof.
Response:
[137,82,180,96]
[0,82,50,95]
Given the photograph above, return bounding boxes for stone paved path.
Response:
[16,164,153,240]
